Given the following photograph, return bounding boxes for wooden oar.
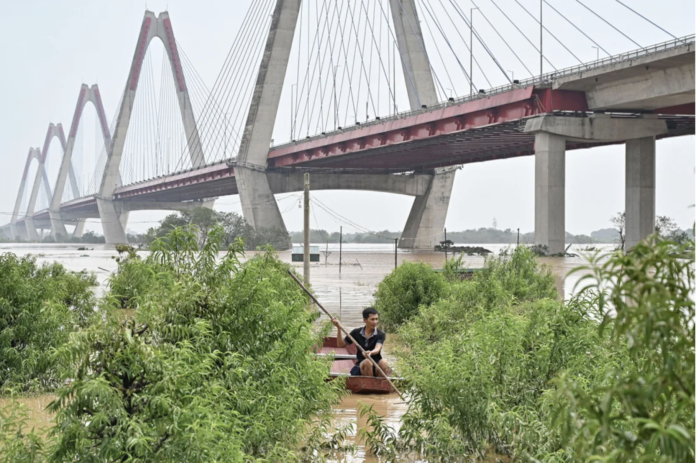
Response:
[287,270,405,400]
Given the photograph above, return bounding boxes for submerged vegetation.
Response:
[0,254,96,394]
[0,226,692,462]
[1,227,344,461]
[365,237,694,461]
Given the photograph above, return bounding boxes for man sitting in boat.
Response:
[331,307,392,377]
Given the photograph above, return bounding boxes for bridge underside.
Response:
[84,111,693,205]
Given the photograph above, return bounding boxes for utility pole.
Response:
[290,85,295,140]
[517,228,520,246]
[470,7,479,95]
[339,226,342,275]
[333,65,340,130]
[444,227,448,260]
[303,173,310,285]
[394,238,398,269]
[540,0,543,81]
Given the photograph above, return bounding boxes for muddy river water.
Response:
[0,242,607,460]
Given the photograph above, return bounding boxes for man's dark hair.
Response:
[362,307,379,319]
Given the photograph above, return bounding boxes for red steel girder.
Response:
[267,87,588,169]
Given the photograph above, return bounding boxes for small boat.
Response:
[317,336,401,394]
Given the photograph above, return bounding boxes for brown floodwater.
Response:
[0,242,607,460]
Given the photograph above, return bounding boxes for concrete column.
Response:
[72,219,86,239]
[399,169,455,249]
[388,0,438,108]
[625,137,656,250]
[534,132,566,255]
[236,0,301,232]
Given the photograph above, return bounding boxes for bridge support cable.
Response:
[574,0,642,49]
[433,0,490,90]
[295,0,333,136]
[419,0,475,94]
[360,0,410,107]
[489,0,556,72]
[173,0,274,167]
[468,0,534,79]
[416,1,459,98]
[613,0,678,41]
[512,0,583,65]
[542,0,611,58]
[448,0,512,84]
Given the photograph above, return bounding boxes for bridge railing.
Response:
[534,34,695,85]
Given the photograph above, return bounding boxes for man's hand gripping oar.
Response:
[287,270,405,400]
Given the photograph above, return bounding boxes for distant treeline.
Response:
[289,227,694,245]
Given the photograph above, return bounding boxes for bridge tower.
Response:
[97,11,206,243]
[390,0,456,249]
[22,124,68,241]
[50,84,111,239]
[237,0,452,248]
[9,148,41,240]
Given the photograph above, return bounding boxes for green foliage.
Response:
[43,226,342,461]
[393,246,617,460]
[374,261,447,330]
[106,245,155,309]
[145,208,292,250]
[0,254,96,393]
[0,400,48,462]
[553,235,695,462]
[357,403,398,460]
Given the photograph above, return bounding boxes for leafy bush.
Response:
[380,240,694,461]
[553,236,694,461]
[393,246,620,460]
[374,261,447,330]
[107,245,155,309]
[45,226,342,461]
[0,254,96,393]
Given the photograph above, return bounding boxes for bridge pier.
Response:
[399,169,456,249]
[625,137,656,250]
[534,132,566,255]
[97,199,129,244]
[526,114,668,255]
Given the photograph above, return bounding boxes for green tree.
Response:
[46,227,340,461]
[555,235,694,461]
[0,254,96,393]
[374,261,447,330]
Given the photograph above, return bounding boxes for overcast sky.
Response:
[0,0,693,236]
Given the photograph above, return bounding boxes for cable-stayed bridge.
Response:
[2,1,694,253]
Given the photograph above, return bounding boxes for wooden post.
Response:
[339,226,342,275]
[303,172,310,285]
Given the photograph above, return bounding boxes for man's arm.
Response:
[367,331,386,357]
[331,318,348,348]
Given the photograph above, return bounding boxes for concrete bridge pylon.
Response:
[237,0,453,249]
[23,123,68,241]
[98,11,206,244]
[10,148,41,240]
[389,0,455,249]
[50,84,111,239]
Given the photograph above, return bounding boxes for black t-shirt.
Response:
[344,327,386,364]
